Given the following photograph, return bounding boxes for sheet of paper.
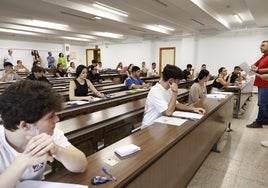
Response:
[67,100,89,105]
[16,180,87,188]
[114,144,141,157]
[154,116,187,126]
[92,97,102,101]
[172,111,204,119]
[206,94,227,99]
[239,62,256,76]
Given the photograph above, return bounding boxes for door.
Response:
[159,47,176,72]
[86,48,101,66]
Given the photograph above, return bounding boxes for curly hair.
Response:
[0,80,63,131]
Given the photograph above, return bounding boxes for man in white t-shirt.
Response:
[141,64,206,129]
[0,80,87,187]
[147,62,159,77]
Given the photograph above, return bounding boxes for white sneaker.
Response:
[261,141,268,148]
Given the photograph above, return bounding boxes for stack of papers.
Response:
[154,116,187,126]
[114,144,141,157]
[206,94,226,99]
[172,111,204,119]
[67,101,89,105]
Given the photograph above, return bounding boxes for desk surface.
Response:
[47,94,233,187]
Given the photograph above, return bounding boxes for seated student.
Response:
[26,66,52,86]
[147,62,159,77]
[188,69,210,104]
[0,62,22,82]
[55,63,67,77]
[66,62,76,77]
[69,65,105,101]
[87,66,104,83]
[0,80,87,187]
[195,64,207,78]
[211,67,231,93]
[125,66,150,89]
[225,66,242,84]
[141,64,206,129]
[183,64,195,81]
[14,60,30,73]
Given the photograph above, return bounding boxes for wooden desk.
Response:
[47,94,234,188]
[57,89,189,121]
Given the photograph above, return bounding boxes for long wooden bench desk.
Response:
[47,93,234,188]
[57,88,190,121]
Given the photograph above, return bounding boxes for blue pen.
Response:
[102,167,117,181]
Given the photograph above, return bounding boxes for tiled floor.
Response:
[187,94,268,188]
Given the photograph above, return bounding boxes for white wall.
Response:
[1,28,268,76]
[0,39,86,69]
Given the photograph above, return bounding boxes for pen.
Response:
[102,167,117,181]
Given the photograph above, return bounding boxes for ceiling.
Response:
[0,0,267,45]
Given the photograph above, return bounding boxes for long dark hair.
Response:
[194,69,210,82]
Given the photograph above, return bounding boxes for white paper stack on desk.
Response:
[114,144,141,157]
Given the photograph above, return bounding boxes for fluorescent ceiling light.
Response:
[158,25,175,31]
[234,14,243,23]
[76,34,96,39]
[93,2,128,17]
[62,36,90,41]
[32,20,69,29]
[93,32,124,39]
[0,28,38,35]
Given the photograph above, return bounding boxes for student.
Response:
[211,67,231,92]
[55,63,67,77]
[26,66,51,85]
[69,65,105,101]
[141,64,206,129]
[188,69,210,104]
[14,60,30,73]
[0,80,87,187]
[0,62,22,82]
[183,64,195,81]
[66,62,76,77]
[125,66,150,89]
[87,66,104,83]
[147,62,159,77]
[225,66,242,84]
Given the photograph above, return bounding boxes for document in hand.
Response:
[114,144,141,157]
[239,62,255,76]
[16,180,87,188]
[172,111,204,119]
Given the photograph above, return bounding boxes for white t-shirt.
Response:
[141,83,175,129]
[0,126,70,182]
[147,68,158,77]
[0,71,18,82]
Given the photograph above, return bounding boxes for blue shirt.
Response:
[125,76,144,89]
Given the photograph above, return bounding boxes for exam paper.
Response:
[172,111,203,119]
[206,94,227,99]
[114,144,141,157]
[239,62,256,76]
[154,116,187,126]
[67,100,89,105]
[16,180,87,188]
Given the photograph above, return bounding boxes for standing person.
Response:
[183,64,195,81]
[147,62,159,77]
[69,65,104,101]
[141,64,206,129]
[0,62,22,82]
[58,53,67,69]
[0,80,87,187]
[47,51,56,68]
[188,69,210,104]
[3,49,13,63]
[246,40,268,129]
[32,50,42,63]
